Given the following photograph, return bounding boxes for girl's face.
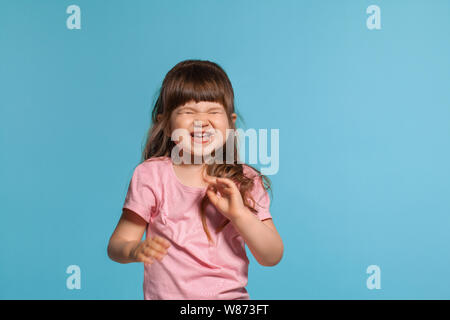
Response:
[161,100,237,159]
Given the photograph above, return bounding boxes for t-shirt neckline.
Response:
[164,156,208,193]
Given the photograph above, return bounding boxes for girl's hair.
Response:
[142,59,271,245]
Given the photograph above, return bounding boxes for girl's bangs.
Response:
[166,75,228,112]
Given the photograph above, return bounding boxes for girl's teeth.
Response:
[193,133,211,137]
[192,133,214,142]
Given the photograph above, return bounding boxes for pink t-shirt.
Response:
[122,156,272,300]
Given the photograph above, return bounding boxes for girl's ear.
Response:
[157,114,162,122]
[231,113,237,125]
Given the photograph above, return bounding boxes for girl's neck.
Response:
[173,161,206,171]
[172,152,208,171]
[171,159,209,188]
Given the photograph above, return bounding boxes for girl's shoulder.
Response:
[137,156,171,173]
[142,155,171,164]
[242,163,260,179]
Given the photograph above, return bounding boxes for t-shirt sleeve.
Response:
[250,175,272,221]
[122,164,157,223]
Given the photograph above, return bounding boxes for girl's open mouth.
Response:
[190,131,214,144]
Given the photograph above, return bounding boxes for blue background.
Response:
[1,0,449,299]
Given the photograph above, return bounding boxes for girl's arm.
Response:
[107,209,147,264]
[203,175,284,267]
[230,208,284,267]
[108,209,171,264]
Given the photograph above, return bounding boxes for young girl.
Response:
[107,59,284,300]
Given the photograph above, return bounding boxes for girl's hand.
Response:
[203,174,247,221]
[129,235,171,265]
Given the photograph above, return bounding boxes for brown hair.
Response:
[141,59,271,245]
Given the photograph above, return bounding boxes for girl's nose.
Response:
[193,118,210,127]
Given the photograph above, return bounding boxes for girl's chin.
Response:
[191,145,216,156]
[180,144,218,158]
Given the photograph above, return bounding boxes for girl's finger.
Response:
[153,236,171,249]
[143,257,154,265]
[206,188,220,205]
[203,176,216,185]
[204,176,234,194]
[143,246,153,257]
[212,183,231,195]
[203,173,222,184]
[144,238,153,248]
[144,247,164,261]
[149,240,168,254]
[138,252,153,264]
[216,186,233,196]
[148,248,164,261]
[215,182,236,196]
[216,177,237,189]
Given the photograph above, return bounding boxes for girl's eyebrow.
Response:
[178,106,223,111]
[207,107,224,112]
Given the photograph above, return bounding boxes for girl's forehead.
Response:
[178,100,224,109]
